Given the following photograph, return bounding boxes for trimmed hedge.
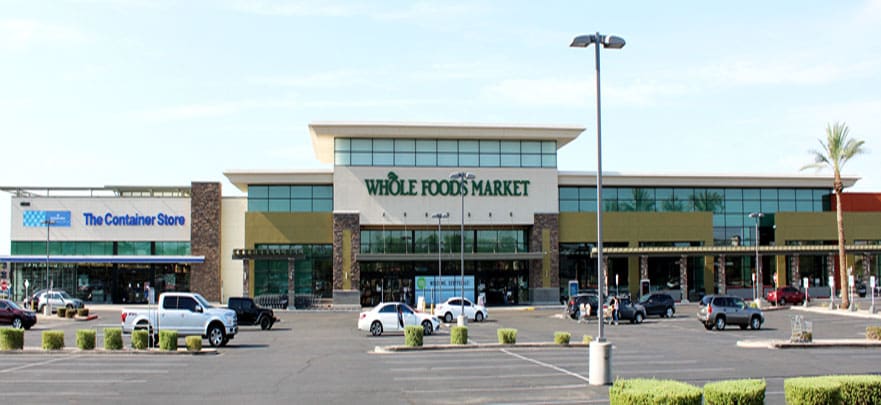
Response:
[829,375,881,405]
[583,335,593,344]
[185,336,202,352]
[703,379,765,405]
[451,326,468,345]
[404,325,423,347]
[76,329,96,350]
[42,330,65,350]
[131,330,149,350]
[77,308,89,317]
[0,328,24,350]
[554,331,571,345]
[497,328,517,344]
[159,330,178,351]
[867,326,881,341]
[66,309,76,318]
[784,377,841,405]
[609,378,702,405]
[104,328,123,350]
[56,307,67,317]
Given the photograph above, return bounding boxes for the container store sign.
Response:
[414,275,475,304]
[22,211,71,228]
[80,211,186,227]
[366,171,530,197]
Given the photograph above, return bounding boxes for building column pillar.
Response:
[287,257,296,309]
[791,254,801,287]
[828,253,837,298]
[528,214,559,304]
[639,256,648,281]
[602,256,609,297]
[679,255,688,303]
[333,213,361,308]
[242,258,250,298]
[717,255,727,295]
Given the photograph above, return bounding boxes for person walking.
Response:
[611,296,620,326]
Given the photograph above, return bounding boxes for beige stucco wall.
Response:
[221,197,246,302]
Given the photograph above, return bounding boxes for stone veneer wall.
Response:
[529,213,559,303]
[332,213,360,291]
[190,182,222,302]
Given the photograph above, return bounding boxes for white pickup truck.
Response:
[121,292,238,347]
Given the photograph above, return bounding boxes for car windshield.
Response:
[192,293,214,309]
[58,291,73,299]
[637,295,651,304]
[7,300,23,310]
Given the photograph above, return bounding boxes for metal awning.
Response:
[356,252,543,262]
[0,255,204,264]
[590,244,881,258]
[232,249,305,260]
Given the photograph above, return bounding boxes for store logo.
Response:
[23,211,71,227]
[82,212,186,227]
[364,171,530,197]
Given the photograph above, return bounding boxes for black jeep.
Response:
[227,297,280,330]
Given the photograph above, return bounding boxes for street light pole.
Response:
[749,212,764,303]
[571,31,625,387]
[431,212,449,314]
[450,172,474,326]
[42,218,56,315]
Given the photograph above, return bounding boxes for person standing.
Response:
[611,296,620,325]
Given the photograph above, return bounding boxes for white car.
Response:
[434,297,488,323]
[358,302,440,337]
[37,290,84,313]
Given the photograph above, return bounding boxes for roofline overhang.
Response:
[558,172,859,189]
[0,255,205,264]
[588,244,881,258]
[223,169,334,192]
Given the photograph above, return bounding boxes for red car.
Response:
[766,286,807,305]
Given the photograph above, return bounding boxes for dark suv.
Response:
[637,293,676,318]
[228,297,279,330]
[697,295,763,331]
[566,293,599,320]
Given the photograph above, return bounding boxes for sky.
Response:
[1,0,880,254]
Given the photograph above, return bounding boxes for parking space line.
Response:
[0,355,80,374]
[501,348,590,383]
[615,367,735,375]
[407,383,590,394]
[394,372,561,381]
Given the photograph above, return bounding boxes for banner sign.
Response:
[23,211,71,227]
[415,275,475,304]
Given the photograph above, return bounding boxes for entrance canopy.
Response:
[0,255,204,264]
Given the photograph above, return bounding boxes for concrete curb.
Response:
[737,339,881,349]
[2,347,219,355]
[374,341,590,353]
[791,305,881,320]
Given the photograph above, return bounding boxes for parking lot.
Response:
[2,303,881,404]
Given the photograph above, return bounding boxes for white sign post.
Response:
[871,276,876,314]
[803,277,809,307]
[829,276,835,310]
[848,272,856,312]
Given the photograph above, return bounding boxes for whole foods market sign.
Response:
[365,171,530,197]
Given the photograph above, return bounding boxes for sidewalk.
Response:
[789,301,881,320]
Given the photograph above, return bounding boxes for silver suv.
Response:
[697,295,764,331]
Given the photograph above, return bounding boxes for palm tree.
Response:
[801,122,866,309]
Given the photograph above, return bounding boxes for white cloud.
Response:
[0,19,87,51]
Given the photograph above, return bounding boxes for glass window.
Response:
[334,152,350,165]
[579,187,597,199]
[674,188,693,200]
[560,200,579,212]
[248,185,268,198]
[779,200,796,211]
[724,189,742,199]
[742,189,760,200]
[268,186,289,199]
[743,200,761,213]
[334,138,350,152]
[521,141,540,153]
[500,154,520,167]
[395,139,415,152]
[559,187,579,200]
[437,153,458,166]
[796,200,814,211]
[437,140,458,152]
[655,188,673,200]
[761,188,778,200]
[395,152,415,166]
[248,199,268,212]
[480,154,500,167]
[459,154,478,166]
[313,186,333,199]
[313,199,333,212]
[479,140,500,153]
[796,189,813,200]
[724,214,744,227]
[292,200,312,212]
[351,152,372,165]
[373,152,394,165]
[291,186,311,198]
[373,139,394,152]
[416,153,437,166]
[603,188,618,200]
[813,189,829,200]
[500,141,520,153]
[542,141,556,153]
[778,188,795,199]
[761,200,779,212]
[268,200,290,212]
[351,139,372,151]
[416,140,436,152]
[459,140,479,153]
[579,200,597,212]
[542,154,557,167]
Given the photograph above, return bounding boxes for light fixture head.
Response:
[570,34,598,48]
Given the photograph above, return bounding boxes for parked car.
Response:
[603,296,646,324]
[0,299,37,329]
[358,302,440,337]
[227,297,279,330]
[37,290,84,313]
[765,286,806,305]
[697,295,764,331]
[566,293,599,320]
[122,292,238,347]
[23,288,50,310]
[434,297,488,323]
[637,293,676,318]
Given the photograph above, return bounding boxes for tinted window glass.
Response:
[380,304,396,313]
[178,297,198,311]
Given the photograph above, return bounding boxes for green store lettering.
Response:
[364,172,530,197]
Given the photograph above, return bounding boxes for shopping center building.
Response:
[4,122,881,306]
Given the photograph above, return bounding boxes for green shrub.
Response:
[609,378,702,405]
[56,307,67,317]
[66,309,76,318]
[42,330,65,350]
[159,330,178,351]
[703,379,765,405]
[76,329,96,350]
[497,328,517,344]
[77,308,89,317]
[185,336,202,352]
[554,331,571,345]
[828,375,881,405]
[451,326,468,345]
[104,328,123,350]
[131,330,149,350]
[784,377,841,405]
[867,326,881,341]
[0,328,24,350]
[404,325,424,347]
[583,335,593,344]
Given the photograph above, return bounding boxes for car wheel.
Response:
[715,316,726,331]
[750,316,762,330]
[260,317,271,330]
[370,321,383,336]
[475,312,484,322]
[422,320,433,336]
[634,312,644,324]
[444,312,453,323]
[207,324,225,347]
[665,307,674,318]
[11,317,22,329]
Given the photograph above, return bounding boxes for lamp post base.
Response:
[457,314,467,327]
[589,341,612,385]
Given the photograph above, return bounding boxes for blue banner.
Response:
[23,210,71,227]
[415,275,474,304]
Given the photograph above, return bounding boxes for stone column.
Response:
[602,257,609,297]
[528,214,559,304]
[287,257,296,309]
[717,255,727,295]
[639,256,648,281]
[190,182,222,302]
[242,258,250,298]
[333,213,361,307]
[791,255,801,288]
[679,255,689,303]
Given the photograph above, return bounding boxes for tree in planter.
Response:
[801,122,866,310]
